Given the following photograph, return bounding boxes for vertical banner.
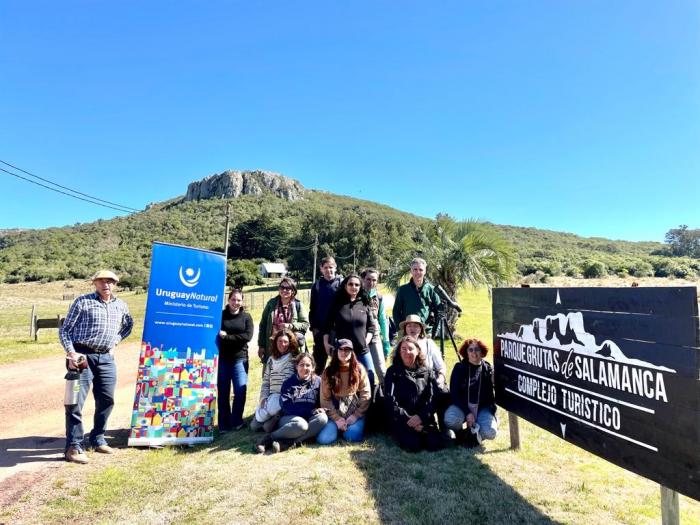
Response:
[128,242,226,446]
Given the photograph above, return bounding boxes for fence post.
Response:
[660,486,679,525]
[30,304,36,339]
[509,413,521,450]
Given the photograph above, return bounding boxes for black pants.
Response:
[312,331,328,375]
[393,424,444,453]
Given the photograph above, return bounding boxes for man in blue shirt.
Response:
[60,270,133,464]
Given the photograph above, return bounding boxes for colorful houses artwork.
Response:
[128,342,217,445]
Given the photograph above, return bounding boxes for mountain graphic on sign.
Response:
[502,312,675,372]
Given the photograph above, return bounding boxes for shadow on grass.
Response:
[352,435,561,525]
[0,427,130,468]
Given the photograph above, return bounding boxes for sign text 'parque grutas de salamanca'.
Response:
[492,287,700,501]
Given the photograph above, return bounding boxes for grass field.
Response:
[1,278,700,524]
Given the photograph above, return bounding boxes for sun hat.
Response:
[91,270,119,282]
[399,314,426,331]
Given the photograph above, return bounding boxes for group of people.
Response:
[58,257,497,465]
[218,256,498,454]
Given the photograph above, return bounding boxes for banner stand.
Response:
[128,242,226,447]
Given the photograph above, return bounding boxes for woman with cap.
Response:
[444,339,497,446]
[384,335,444,452]
[257,277,310,367]
[316,339,371,445]
[218,288,254,432]
[322,273,377,389]
[262,352,328,453]
[251,329,299,442]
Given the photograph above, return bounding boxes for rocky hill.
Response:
[0,169,697,287]
[185,170,305,202]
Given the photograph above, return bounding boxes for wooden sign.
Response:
[493,287,700,501]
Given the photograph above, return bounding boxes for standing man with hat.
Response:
[59,270,133,464]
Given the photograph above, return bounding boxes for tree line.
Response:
[0,191,698,289]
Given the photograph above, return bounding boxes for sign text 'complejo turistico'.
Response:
[493,287,700,500]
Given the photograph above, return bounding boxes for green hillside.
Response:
[0,189,698,287]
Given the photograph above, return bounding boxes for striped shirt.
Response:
[59,292,133,353]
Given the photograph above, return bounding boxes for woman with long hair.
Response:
[316,339,371,444]
[384,336,444,452]
[251,329,299,439]
[261,353,328,453]
[218,288,254,432]
[444,338,497,446]
[257,276,309,365]
[323,273,377,389]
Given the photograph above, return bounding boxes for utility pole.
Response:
[312,233,318,283]
[223,202,231,258]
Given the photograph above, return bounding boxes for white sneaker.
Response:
[471,423,483,445]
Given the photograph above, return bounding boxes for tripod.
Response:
[431,304,461,362]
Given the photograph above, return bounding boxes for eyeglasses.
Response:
[467,347,481,353]
[337,347,353,353]
[279,286,293,291]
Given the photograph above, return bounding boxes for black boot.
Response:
[254,434,272,454]
[270,438,294,453]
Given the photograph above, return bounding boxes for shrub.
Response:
[628,260,654,278]
[227,259,264,288]
[583,260,607,279]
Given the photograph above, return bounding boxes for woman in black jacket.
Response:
[384,336,444,452]
[444,339,497,445]
[323,273,377,389]
[218,289,254,432]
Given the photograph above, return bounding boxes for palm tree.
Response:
[386,215,516,332]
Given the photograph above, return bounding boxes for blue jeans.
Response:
[65,352,117,450]
[217,359,248,430]
[444,405,498,440]
[356,352,376,392]
[316,416,365,445]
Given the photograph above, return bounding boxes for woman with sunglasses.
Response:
[444,339,498,446]
[258,276,309,366]
[322,273,377,389]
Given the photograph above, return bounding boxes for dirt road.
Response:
[0,343,142,506]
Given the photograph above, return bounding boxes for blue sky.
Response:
[1,1,698,242]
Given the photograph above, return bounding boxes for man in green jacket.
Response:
[392,258,441,334]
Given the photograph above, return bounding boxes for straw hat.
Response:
[398,314,426,331]
[91,270,119,282]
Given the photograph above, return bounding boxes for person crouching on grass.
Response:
[258,353,328,453]
[251,329,298,448]
[444,339,498,447]
[316,339,371,445]
[384,336,445,452]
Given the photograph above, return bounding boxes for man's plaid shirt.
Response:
[59,292,134,353]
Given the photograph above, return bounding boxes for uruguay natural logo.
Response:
[179,266,201,288]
